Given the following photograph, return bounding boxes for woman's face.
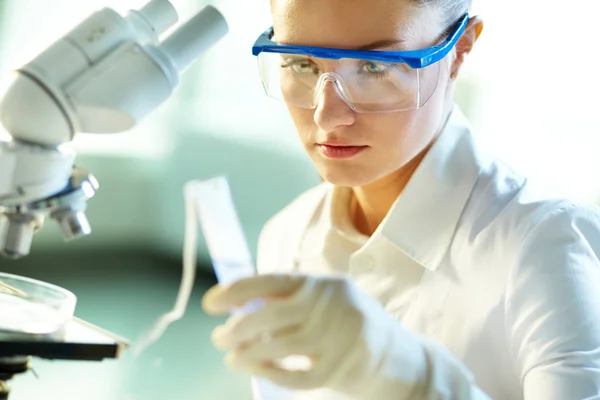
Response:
[271,0,460,187]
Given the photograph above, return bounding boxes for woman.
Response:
[202,0,600,398]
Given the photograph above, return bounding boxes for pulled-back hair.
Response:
[414,0,472,32]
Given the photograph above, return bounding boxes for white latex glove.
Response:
[202,274,430,399]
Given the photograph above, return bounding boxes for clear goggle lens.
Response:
[257,52,440,113]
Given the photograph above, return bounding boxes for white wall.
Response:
[463,0,600,201]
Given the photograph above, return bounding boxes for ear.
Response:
[450,16,483,79]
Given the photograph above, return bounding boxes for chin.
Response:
[308,147,390,187]
[317,166,378,187]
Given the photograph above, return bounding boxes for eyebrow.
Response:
[355,39,407,51]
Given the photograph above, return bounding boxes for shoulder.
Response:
[257,182,330,273]
[456,155,600,276]
[501,177,600,249]
[462,154,597,242]
[513,196,600,258]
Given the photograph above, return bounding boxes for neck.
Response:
[350,147,429,236]
[350,108,452,236]
[350,98,456,236]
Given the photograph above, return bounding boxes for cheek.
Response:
[365,103,444,161]
[287,106,316,143]
[365,113,419,152]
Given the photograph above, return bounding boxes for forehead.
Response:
[270,0,443,50]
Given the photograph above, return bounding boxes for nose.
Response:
[313,79,356,132]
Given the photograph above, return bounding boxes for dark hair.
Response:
[414,0,472,32]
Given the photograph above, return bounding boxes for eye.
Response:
[292,61,316,74]
[363,61,390,74]
[281,58,320,75]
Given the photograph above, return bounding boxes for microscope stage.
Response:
[0,317,129,361]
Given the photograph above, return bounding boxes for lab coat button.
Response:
[362,256,375,271]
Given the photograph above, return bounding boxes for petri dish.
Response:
[0,273,77,338]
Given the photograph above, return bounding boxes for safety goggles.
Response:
[252,14,469,113]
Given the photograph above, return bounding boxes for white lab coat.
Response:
[253,106,600,399]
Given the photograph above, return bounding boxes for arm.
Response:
[409,203,600,400]
[506,204,600,399]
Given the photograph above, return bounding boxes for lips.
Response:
[317,143,368,159]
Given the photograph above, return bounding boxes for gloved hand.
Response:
[202,274,430,399]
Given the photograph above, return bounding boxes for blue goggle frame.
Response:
[252,14,469,69]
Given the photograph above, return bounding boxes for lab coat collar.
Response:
[379,106,483,271]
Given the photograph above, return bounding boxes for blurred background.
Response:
[0,0,598,399]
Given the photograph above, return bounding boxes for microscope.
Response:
[0,0,228,259]
[0,1,228,397]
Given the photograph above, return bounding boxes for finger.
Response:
[212,300,307,349]
[201,284,227,315]
[227,331,314,370]
[211,324,237,351]
[202,274,306,314]
[211,315,269,351]
[211,322,267,351]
